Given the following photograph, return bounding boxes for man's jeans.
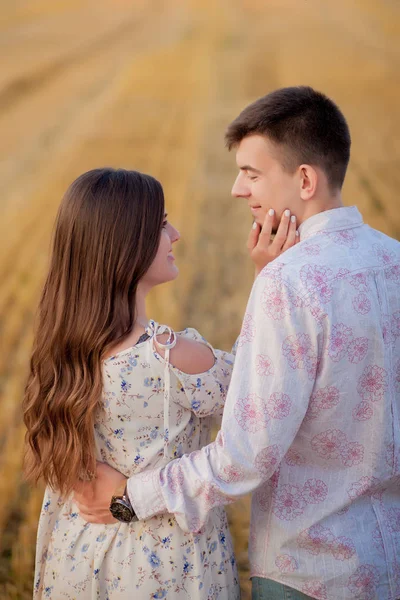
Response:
[252,577,315,600]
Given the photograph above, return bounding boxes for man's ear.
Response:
[298,164,318,201]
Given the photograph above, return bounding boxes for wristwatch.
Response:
[109,480,138,523]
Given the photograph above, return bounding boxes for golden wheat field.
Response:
[0,0,399,598]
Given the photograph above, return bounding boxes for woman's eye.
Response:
[162,221,168,229]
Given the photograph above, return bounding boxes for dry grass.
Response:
[0,0,399,598]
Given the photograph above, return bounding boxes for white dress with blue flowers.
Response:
[33,322,240,600]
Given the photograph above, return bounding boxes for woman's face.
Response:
[141,214,180,289]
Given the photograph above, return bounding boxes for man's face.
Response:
[232,134,301,233]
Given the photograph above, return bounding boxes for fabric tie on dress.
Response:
[146,320,177,458]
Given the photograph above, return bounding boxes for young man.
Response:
[76,87,400,600]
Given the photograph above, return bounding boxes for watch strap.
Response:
[112,480,128,500]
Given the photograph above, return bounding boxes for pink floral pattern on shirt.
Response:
[326,323,354,362]
[255,354,274,376]
[301,243,321,257]
[352,401,373,421]
[357,365,388,402]
[282,333,317,380]
[347,564,380,599]
[347,476,380,500]
[306,385,340,420]
[130,207,400,600]
[311,429,347,460]
[386,264,400,282]
[273,484,307,521]
[219,464,244,484]
[302,580,328,599]
[300,264,334,303]
[350,272,369,291]
[284,448,306,466]
[238,312,256,347]
[374,243,395,265]
[262,281,292,320]
[234,394,269,432]
[266,392,292,419]
[254,445,281,478]
[298,524,335,556]
[327,228,359,249]
[347,337,369,364]
[302,478,328,504]
[352,292,371,315]
[275,554,299,573]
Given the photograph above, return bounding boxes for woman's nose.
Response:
[170,226,180,243]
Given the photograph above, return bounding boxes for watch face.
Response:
[110,499,134,523]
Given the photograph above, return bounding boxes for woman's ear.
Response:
[298,164,318,201]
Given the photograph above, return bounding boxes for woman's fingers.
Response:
[75,498,114,521]
[73,479,95,502]
[74,497,110,515]
[247,220,261,251]
[282,214,297,250]
[271,209,291,251]
[248,208,300,275]
[257,209,274,248]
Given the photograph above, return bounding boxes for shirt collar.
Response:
[298,206,364,241]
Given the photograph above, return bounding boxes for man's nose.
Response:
[231,174,250,198]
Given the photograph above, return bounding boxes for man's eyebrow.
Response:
[239,165,263,174]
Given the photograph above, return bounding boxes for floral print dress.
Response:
[33,322,240,600]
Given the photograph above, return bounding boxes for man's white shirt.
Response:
[129,206,400,600]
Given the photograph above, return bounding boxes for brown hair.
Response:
[225,86,351,190]
[23,168,164,496]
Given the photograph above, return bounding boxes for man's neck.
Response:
[299,192,343,226]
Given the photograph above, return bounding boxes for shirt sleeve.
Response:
[128,269,323,531]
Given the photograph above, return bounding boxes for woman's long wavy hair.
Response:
[23,168,165,496]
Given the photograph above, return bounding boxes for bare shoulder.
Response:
[155,333,215,375]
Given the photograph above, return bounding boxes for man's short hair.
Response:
[225,86,351,191]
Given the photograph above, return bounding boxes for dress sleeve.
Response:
[166,328,234,421]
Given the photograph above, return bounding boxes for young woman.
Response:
[23,168,297,599]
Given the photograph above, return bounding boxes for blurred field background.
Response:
[1,0,399,598]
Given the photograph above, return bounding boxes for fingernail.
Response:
[268,209,275,216]
[291,215,296,223]
[252,221,257,229]
[284,209,290,217]
[296,230,299,237]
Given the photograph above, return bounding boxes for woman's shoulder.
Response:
[154,325,216,376]
[103,322,221,377]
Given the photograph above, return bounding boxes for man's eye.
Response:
[248,175,258,181]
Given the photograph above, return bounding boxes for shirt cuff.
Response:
[127,467,167,520]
